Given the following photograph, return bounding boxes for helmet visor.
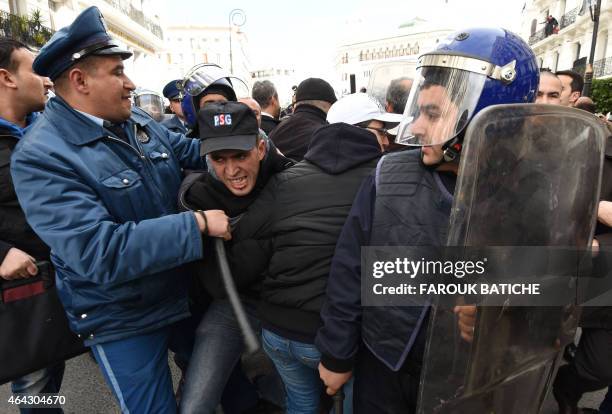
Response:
[134,92,164,122]
[179,63,250,100]
[180,64,231,96]
[395,66,486,146]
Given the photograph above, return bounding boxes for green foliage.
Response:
[592,78,612,114]
[0,9,52,47]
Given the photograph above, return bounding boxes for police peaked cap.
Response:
[163,80,182,100]
[33,6,133,80]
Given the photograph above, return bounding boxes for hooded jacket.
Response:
[231,123,382,342]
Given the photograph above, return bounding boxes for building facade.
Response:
[160,25,251,89]
[0,0,166,90]
[520,0,612,78]
[334,18,453,96]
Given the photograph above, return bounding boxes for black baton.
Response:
[214,238,260,353]
[332,388,344,414]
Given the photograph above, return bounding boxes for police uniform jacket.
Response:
[11,96,206,345]
[161,114,187,135]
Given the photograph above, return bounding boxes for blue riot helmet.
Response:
[395,27,539,161]
[178,63,249,129]
[181,94,197,129]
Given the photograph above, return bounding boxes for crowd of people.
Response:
[2,5,612,414]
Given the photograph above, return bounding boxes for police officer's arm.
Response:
[11,146,207,285]
[315,174,375,373]
[158,123,206,170]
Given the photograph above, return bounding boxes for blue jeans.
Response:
[11,362,65,414]
[179,299,285,414]
[262,329,353,414]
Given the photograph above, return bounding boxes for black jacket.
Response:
[260,114,280,136]
[0,123,50,263]
[179,142,294,302]
[232,123,382,342]
[269,104,328,161]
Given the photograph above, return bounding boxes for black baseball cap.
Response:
[199,101,259,156]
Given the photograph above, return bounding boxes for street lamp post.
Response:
[583,0,601,97]
[228,9,246,74]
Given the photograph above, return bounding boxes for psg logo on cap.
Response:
[213,114,232,127]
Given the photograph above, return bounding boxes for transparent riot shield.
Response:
[366,58,417,107]
[418,104,608,414]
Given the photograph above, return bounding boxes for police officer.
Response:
[314,28,539,413]
[162,79,188,134]
[10,7,230,413]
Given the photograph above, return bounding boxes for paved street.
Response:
[0,353,181,414]
[0,352,606,413]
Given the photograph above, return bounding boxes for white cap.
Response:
[327,93,403,128]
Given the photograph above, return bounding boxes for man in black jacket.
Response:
[269,77,336,161]
[252,80,281,135]
[226,92,402,413]
[0,37,64,413]
[178,101,293,414]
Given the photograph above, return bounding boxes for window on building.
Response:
[575,42,581,61]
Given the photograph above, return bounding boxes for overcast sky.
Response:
[157,0,527,77]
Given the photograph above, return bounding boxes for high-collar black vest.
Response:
[363,149,453,371]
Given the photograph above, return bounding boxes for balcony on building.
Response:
[0,9,54,48]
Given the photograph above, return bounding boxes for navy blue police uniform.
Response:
[11,7,208,413]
